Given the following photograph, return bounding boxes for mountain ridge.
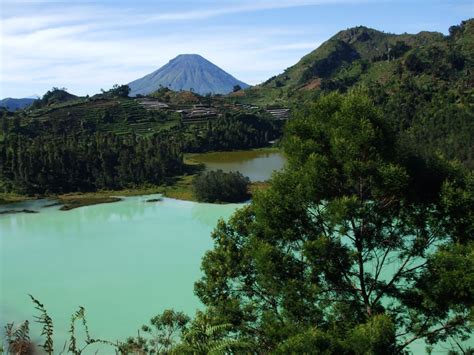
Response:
[0,97,36,111]
[232,19,473,108]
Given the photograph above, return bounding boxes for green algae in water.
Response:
[189,150,286,182]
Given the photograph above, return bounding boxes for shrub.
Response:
[193,170,250,203]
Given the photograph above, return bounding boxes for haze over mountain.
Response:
[0,97,36,111]
[128,54,249,96]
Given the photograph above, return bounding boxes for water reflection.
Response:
[190,150,286,181]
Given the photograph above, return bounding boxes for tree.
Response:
[120,310,250,354]
[233,85,242,92]
[13,116,21,132]
[1,115,8,134]
[119,310,190,354]
[195,91,474,352]
[109,84,130,98]
[193,170,250,203]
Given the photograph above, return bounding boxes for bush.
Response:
[193,170,250,203]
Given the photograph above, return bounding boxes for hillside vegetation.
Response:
[0,86,282,195]
[236,19,474,168]
[2,19,474,355]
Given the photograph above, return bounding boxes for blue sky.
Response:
[1,0,473,98]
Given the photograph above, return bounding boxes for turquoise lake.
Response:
[0,149,470,353]
[0,149,286,351]
[0,196,243,351]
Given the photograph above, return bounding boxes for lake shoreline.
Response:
[0,180,271,214]
[0,147,281,212]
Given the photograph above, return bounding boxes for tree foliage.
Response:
[194,91,474,352]
[101,84,131,98]
[193,170,250,203]
[182,113,281,153]
[0,132,184,194]
[30,87,77,110]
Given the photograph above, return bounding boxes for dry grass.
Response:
[157,175,196,201]
[0,193,36,205]
[57,187,163,210]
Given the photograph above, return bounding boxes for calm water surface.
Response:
[189,149,286,181]
[0,196,243,350]
[0,151,284,350]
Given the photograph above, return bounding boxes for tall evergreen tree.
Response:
[195,91,474,353]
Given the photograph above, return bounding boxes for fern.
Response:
[209,338,251,354]
[29,294,54,354]
[68,305,119,354]
[175,320,250,354]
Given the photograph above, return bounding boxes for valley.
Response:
[1,14,473,354]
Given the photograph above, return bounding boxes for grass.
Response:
[157,175,197,201]
[249,181,271,195]
[0,177,269,210]
[56,187,165,210]
[0,187,164,210]
[185,146,281,165]
[57,195,122,211]
[0,192,36,205]
[157,175,270,203]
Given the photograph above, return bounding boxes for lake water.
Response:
[0,196,243,351]
[0,150,284,351]
[1,149,469,353]
[188,149,286,181]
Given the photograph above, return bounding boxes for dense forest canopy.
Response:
[0,132,184,194]
[238,19,474,169]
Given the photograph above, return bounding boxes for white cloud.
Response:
[0,0,363,96]
[136,0,372,23]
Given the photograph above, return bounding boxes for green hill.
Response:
[236,20,472,104]
[235,19,474,167]
[29,88,79,110]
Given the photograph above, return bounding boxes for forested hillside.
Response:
[2,20,471,196]
[0,87,281,194]
[237,19,474,168]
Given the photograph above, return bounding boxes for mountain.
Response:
[235,19,473,168]
[0,97,36,111]
[237,19,473,106]
[128,54,249,96]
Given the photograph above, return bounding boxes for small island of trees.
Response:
[193,170,250,203]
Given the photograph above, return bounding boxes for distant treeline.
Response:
[0,132,184,194]
[0,108,281,194]
[182,113,282,152]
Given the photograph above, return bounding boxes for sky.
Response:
[1,0,473,98]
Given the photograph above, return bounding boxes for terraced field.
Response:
[16,97,183,137]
